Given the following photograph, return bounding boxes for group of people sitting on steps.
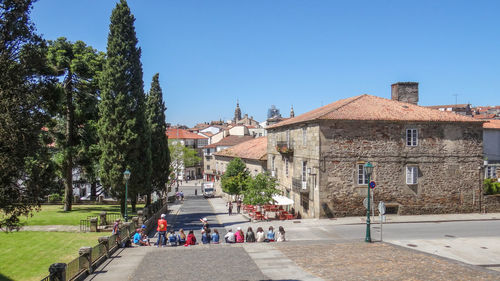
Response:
[134,214,286,247]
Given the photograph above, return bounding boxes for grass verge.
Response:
[18,204,144,226]
[0,231,103,281]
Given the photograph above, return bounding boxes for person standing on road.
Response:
[236,199,242,214]
[156,214,168,247]
[227,201,233,216]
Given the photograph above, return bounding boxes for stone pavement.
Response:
[85,186,500,281]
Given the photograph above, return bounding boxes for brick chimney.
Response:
[391,82,419,105]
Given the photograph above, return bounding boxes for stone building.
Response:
[267,82,486,218]
[166,128,208,180]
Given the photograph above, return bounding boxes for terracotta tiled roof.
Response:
[204,135,255,148]
[214,137,267,160]
[484,120,500,129]
[268,95,483,129]
[166,128,207,139]
[474,114,497,119]
[201,132,214,137]
[426,104,469,109]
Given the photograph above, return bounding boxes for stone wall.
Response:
[267,124,321,218]
[318,120,484,217]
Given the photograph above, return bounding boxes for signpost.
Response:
[378,201,386,241]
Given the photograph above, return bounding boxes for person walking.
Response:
[227,201,233,216]
[156,214,168,247]
[236,199,242,214]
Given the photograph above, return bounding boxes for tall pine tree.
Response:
[98,0,151,215]
[47,37,104,211]
[146,73,170,205]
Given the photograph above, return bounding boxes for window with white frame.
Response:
[302,128,307,145]
[406,166,418,184]
[285,158,289,176]
[406,129,418,146]
[357,164,368,185]
[486,166,497,179]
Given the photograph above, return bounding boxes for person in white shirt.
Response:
[224,229,236,243]
[277,226,286,242]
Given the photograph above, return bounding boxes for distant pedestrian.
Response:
[224,229,235,243]
[185,230,196,246]
[235,227,245,243]
[277,226,286,242]
[255,227,265,242]
[180,191,184,201]
[246,227,256,242]
[266,226,275,242]
[195,189,197,196]
[156,214,168,247]
[236,199,242,214]
[211,229,220,244]
[227,201,233,216]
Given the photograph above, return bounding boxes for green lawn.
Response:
[0,231,103,281]
[19,204,144,226]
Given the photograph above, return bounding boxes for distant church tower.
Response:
[290,105,295,118]
[234,100,242,123]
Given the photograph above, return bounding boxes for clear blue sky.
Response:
[32,0,499,127]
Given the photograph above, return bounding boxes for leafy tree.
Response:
[146,73,170,205]
[47,37,104,211]
[168,140,201,185]
[0,0,59,229]
[98,0,151,215]
[221,158,249,197]
[242,173,279,205]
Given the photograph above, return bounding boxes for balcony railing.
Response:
[292,177,309,193]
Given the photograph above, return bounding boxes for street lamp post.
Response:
[123,169,131,222]
[364,162,374,243]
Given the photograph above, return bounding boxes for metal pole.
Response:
[365,175,371,242]
[124,179,129,222]
[380,213,383,242]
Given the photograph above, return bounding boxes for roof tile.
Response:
[214,137,267,160]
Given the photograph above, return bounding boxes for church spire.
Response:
[290,105,295,118]
[234,100,242,122]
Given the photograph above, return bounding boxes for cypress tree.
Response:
[98,0,151,215]
[146,73,170,205]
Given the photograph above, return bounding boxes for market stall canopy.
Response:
[272,194,294,205]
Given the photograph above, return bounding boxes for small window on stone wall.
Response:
[406,129,418,146]
[406,166,418,184]
[357,164,368,185]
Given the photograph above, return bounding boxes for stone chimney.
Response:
[391,82,419,105]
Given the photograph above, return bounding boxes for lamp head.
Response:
[123,169,131,181]
[364,162,374,177]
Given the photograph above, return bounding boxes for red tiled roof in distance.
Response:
[166,128,207,139]
[214,137,267,161]
[268,95,483,129]
[204,135,255,148]
[484,120,500,129]
[426,104,469,109]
